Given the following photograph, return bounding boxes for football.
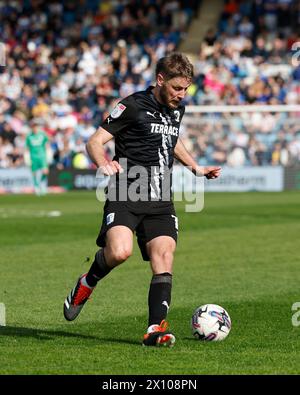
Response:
[191,304,231,341]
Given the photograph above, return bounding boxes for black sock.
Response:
[86,249,111,287]
[148,272,172,327]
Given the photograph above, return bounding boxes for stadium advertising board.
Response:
[0,168,33,193]
[47,166,284,192]
[284,167,300,190]
[0,167,285,193]
[172,166,284,192]
[48,168,109,190]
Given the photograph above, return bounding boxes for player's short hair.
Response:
[155,52,194,82]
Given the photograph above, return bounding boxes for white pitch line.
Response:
[0,210,62,218]
[0,303,6,326]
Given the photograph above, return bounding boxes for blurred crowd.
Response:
[0,0,299,170]
[182,110,300,167]
[0,0,197,169]
[181,0,300,167]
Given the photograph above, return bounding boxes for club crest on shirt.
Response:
[111,103,126,119]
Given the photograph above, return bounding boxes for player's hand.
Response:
[99,161,124,176]
[196,166,222,179]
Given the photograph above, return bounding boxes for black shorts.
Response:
[96,200,178,261]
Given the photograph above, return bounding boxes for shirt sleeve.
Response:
[100,95,136,136]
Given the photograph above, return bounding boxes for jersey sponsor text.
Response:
[150,123,179,137]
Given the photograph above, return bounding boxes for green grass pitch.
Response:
[0,191,300,374]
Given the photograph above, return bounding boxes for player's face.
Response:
[32,125,38,133]
[159,76,191,109]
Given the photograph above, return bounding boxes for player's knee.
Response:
[110,246,132,264]
[162,250,174,266]
[151,250,174,272]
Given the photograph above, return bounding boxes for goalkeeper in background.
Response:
[25,118,49,196]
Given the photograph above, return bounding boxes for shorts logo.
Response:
[110,103,126,119]
[106,213,115,225]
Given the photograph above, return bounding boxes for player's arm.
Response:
[24,136,32,166]
[86,127,123,175]
[174,137,221,179]
[87,97,136,175]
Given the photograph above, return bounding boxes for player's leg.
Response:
[64,226,133,321]
[32,170,40,195]
[143,236,176,346]
[31,159,43,195]
[32,168,42,196]
[148,235,175,275]
[147,236,175,326]
[64,201,138,321]
[85,225,133,287]
[137,212,178,346]
[40,166,49,195]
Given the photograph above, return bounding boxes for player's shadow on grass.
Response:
[0,326,101,341]
[99,337,141,346]
[0,326,141,345]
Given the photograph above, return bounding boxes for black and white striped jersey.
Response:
[100,86,185,206]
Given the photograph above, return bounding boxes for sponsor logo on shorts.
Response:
[106,213,115,225]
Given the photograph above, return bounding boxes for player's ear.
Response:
[156,73,165,87]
